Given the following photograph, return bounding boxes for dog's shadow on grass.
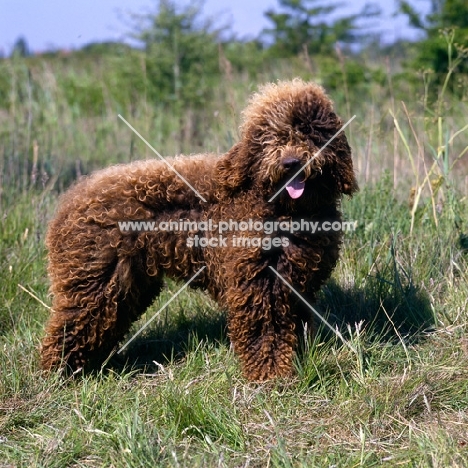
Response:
[110,275,434,374]
[112,301,228,374]
[316,276,435,341]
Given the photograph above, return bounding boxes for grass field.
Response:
[1,49,468,466]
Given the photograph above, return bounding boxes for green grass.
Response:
[1,49,468,466]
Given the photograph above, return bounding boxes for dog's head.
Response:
[216,79,358,207]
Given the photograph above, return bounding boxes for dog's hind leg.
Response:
[41,255,162,374]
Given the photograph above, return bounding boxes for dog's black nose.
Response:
[282,158,301,170]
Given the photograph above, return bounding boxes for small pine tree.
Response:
[130,0,221,108]
[11,36,30,58]
[398,0,468,85]
[261,0,370,57]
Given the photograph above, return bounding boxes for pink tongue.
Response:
[286,176,305,199]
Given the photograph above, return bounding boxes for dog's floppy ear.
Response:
[340,164,359,196]
[333,135,359,196]
[215,143,251,192]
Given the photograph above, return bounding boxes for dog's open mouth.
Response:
[285,174,305,199]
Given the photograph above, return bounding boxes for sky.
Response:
[0,0,424,55]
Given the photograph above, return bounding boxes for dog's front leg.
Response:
[225,275,297,381]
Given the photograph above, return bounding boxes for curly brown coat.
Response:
[41,79,358,381]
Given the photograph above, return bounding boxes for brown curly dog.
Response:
[41,79,358,381]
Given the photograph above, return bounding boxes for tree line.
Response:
[3,0,468,113]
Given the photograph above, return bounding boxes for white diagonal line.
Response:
[118,114,207,202]
[268,266,356,353]
[268,115,356,202]
[117,266,206,354]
